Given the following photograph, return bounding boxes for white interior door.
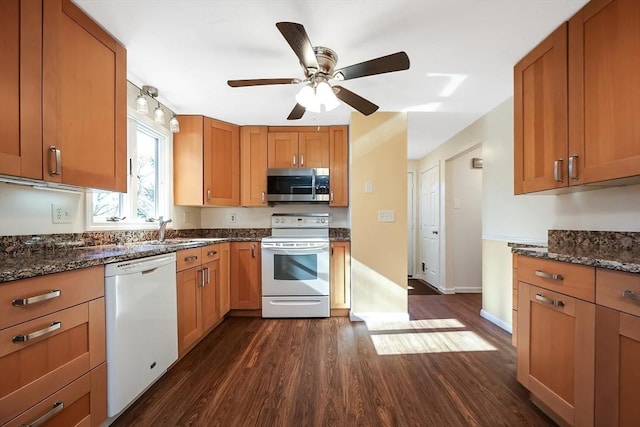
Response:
[420,165,440,287]
[407,171,414,277]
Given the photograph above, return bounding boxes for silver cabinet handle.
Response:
[568,155,579,180]
[184,255,198,262]
[21,401,64,427]
[622,290,640,303]
[205,267,210,285]
[553,159,563,183]
[207,250,217,257]
[292,154,297,167]
[251,244,255,258]
[13,322,61,343]
[330,192,334,203]
[207,189,211,202]
[300,154,304,167]
[12,289,61,307]
[535,270,564,280]
[48,146,61,176]
[535,294,565,308]
[261,191,265,204]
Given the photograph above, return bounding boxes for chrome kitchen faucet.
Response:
[157,216,172,242]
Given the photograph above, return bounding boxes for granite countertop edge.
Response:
[512,247,640,274]
[1,236,351,283]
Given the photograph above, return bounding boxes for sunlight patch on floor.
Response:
[365,318,465,332]
[370,331,497,355]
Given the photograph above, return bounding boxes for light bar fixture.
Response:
[136,85,180,133]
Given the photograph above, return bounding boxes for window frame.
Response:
[85,107,173,231]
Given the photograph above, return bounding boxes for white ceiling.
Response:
[74,0,588,160]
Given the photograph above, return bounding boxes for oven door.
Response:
[261,240,330,296]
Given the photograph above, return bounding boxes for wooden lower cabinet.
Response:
[330,242,351,311]
[230,242,261,310]
[219,242,231,316]
[0,266,106,426]
[176,244,225,358]
[594,269,640,427]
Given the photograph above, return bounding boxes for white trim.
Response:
[480,309,512,334]
[454,286,482,293]
[438,287,456,295]
[349,311,410,323]
[481,234,547,245]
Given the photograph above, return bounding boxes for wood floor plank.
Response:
[112,294,556,426]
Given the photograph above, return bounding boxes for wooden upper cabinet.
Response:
[568,0,640,185]
[43,0,127,192]
[514,23,568,194]
[204,118,240,206]
[329,126,349,206]
[298,131,329,168]
[240,126,268,206]
[267,127,330,168]
[0,0,42,180]
[267,132,299,168]
[173,116,240,206]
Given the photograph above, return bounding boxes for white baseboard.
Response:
[480,309,512,334]
[454,286,482,293]
[349,311,410,323]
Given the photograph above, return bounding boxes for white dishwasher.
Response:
[104,252,178,417]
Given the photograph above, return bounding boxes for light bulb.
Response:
[154,106,165,124]
[295,84,315,107]
[136,95,148,114]
[316,81,339,111]
[169,116,180,133]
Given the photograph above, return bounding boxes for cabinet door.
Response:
[204,118,240,206]
[517,282,595,426]
[230,242,261,310]
[568,0,640,185]
[513,24,568,194]
[298,132,329,168]
[329,126,349,206]
[173,115,205,206]
[43,0,126,192]
[595,306,640,427]
[0,0,42,180]
[201,260,220,332]
[267,132,298,168]
[330,242,351,309]
[240,126,268,206]
[176,266,202,356]
[219,242,231,316]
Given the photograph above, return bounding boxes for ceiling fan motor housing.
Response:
[307,46,338,78]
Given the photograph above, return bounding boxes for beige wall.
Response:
[350,112,408,318]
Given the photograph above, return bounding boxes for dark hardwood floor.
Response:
[112,294,555,426]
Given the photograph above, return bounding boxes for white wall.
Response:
[445,145,482,292]
[200,205,349,228]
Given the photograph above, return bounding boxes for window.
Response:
[88,114,172,229]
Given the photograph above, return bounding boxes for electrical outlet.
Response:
[229,213,237,224]
[52,204,72,224]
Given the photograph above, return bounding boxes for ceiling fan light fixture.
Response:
[295,80,339,113]
[316,81,339,111]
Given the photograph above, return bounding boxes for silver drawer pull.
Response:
[12,289,61,306]
[21,401,64,427]
[184,255,198,262]
[207,251,218,257]
[622,290,640,303]
[13,322,62,343]
[535,294,565,308]
[535,270,564,280]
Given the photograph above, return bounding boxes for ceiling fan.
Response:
[227,22,410,120]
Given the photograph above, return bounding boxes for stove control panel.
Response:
[271,213,330,228]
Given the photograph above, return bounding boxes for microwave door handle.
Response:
[312,168,316,200]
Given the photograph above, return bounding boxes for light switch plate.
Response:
[378,210,395,222]
[364,181,374,193]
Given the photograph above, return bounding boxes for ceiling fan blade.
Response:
[333,52,410,81]
[227,78,300,87]
[333,86,379,116]
[276,22,319,71]
[287,103,306,120]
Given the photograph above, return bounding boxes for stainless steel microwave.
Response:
[267,168,330,203]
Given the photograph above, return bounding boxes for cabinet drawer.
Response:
[596,269,640,317]
[202,244,221,263]
[176,248,201,272]
[517,256,595,302]
[0,266,104,330]
[4,362,106,427]
[0,298,105,425]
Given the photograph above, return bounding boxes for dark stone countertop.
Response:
[511,246,640,274]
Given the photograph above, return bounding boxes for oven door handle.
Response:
[262,244,329,253]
